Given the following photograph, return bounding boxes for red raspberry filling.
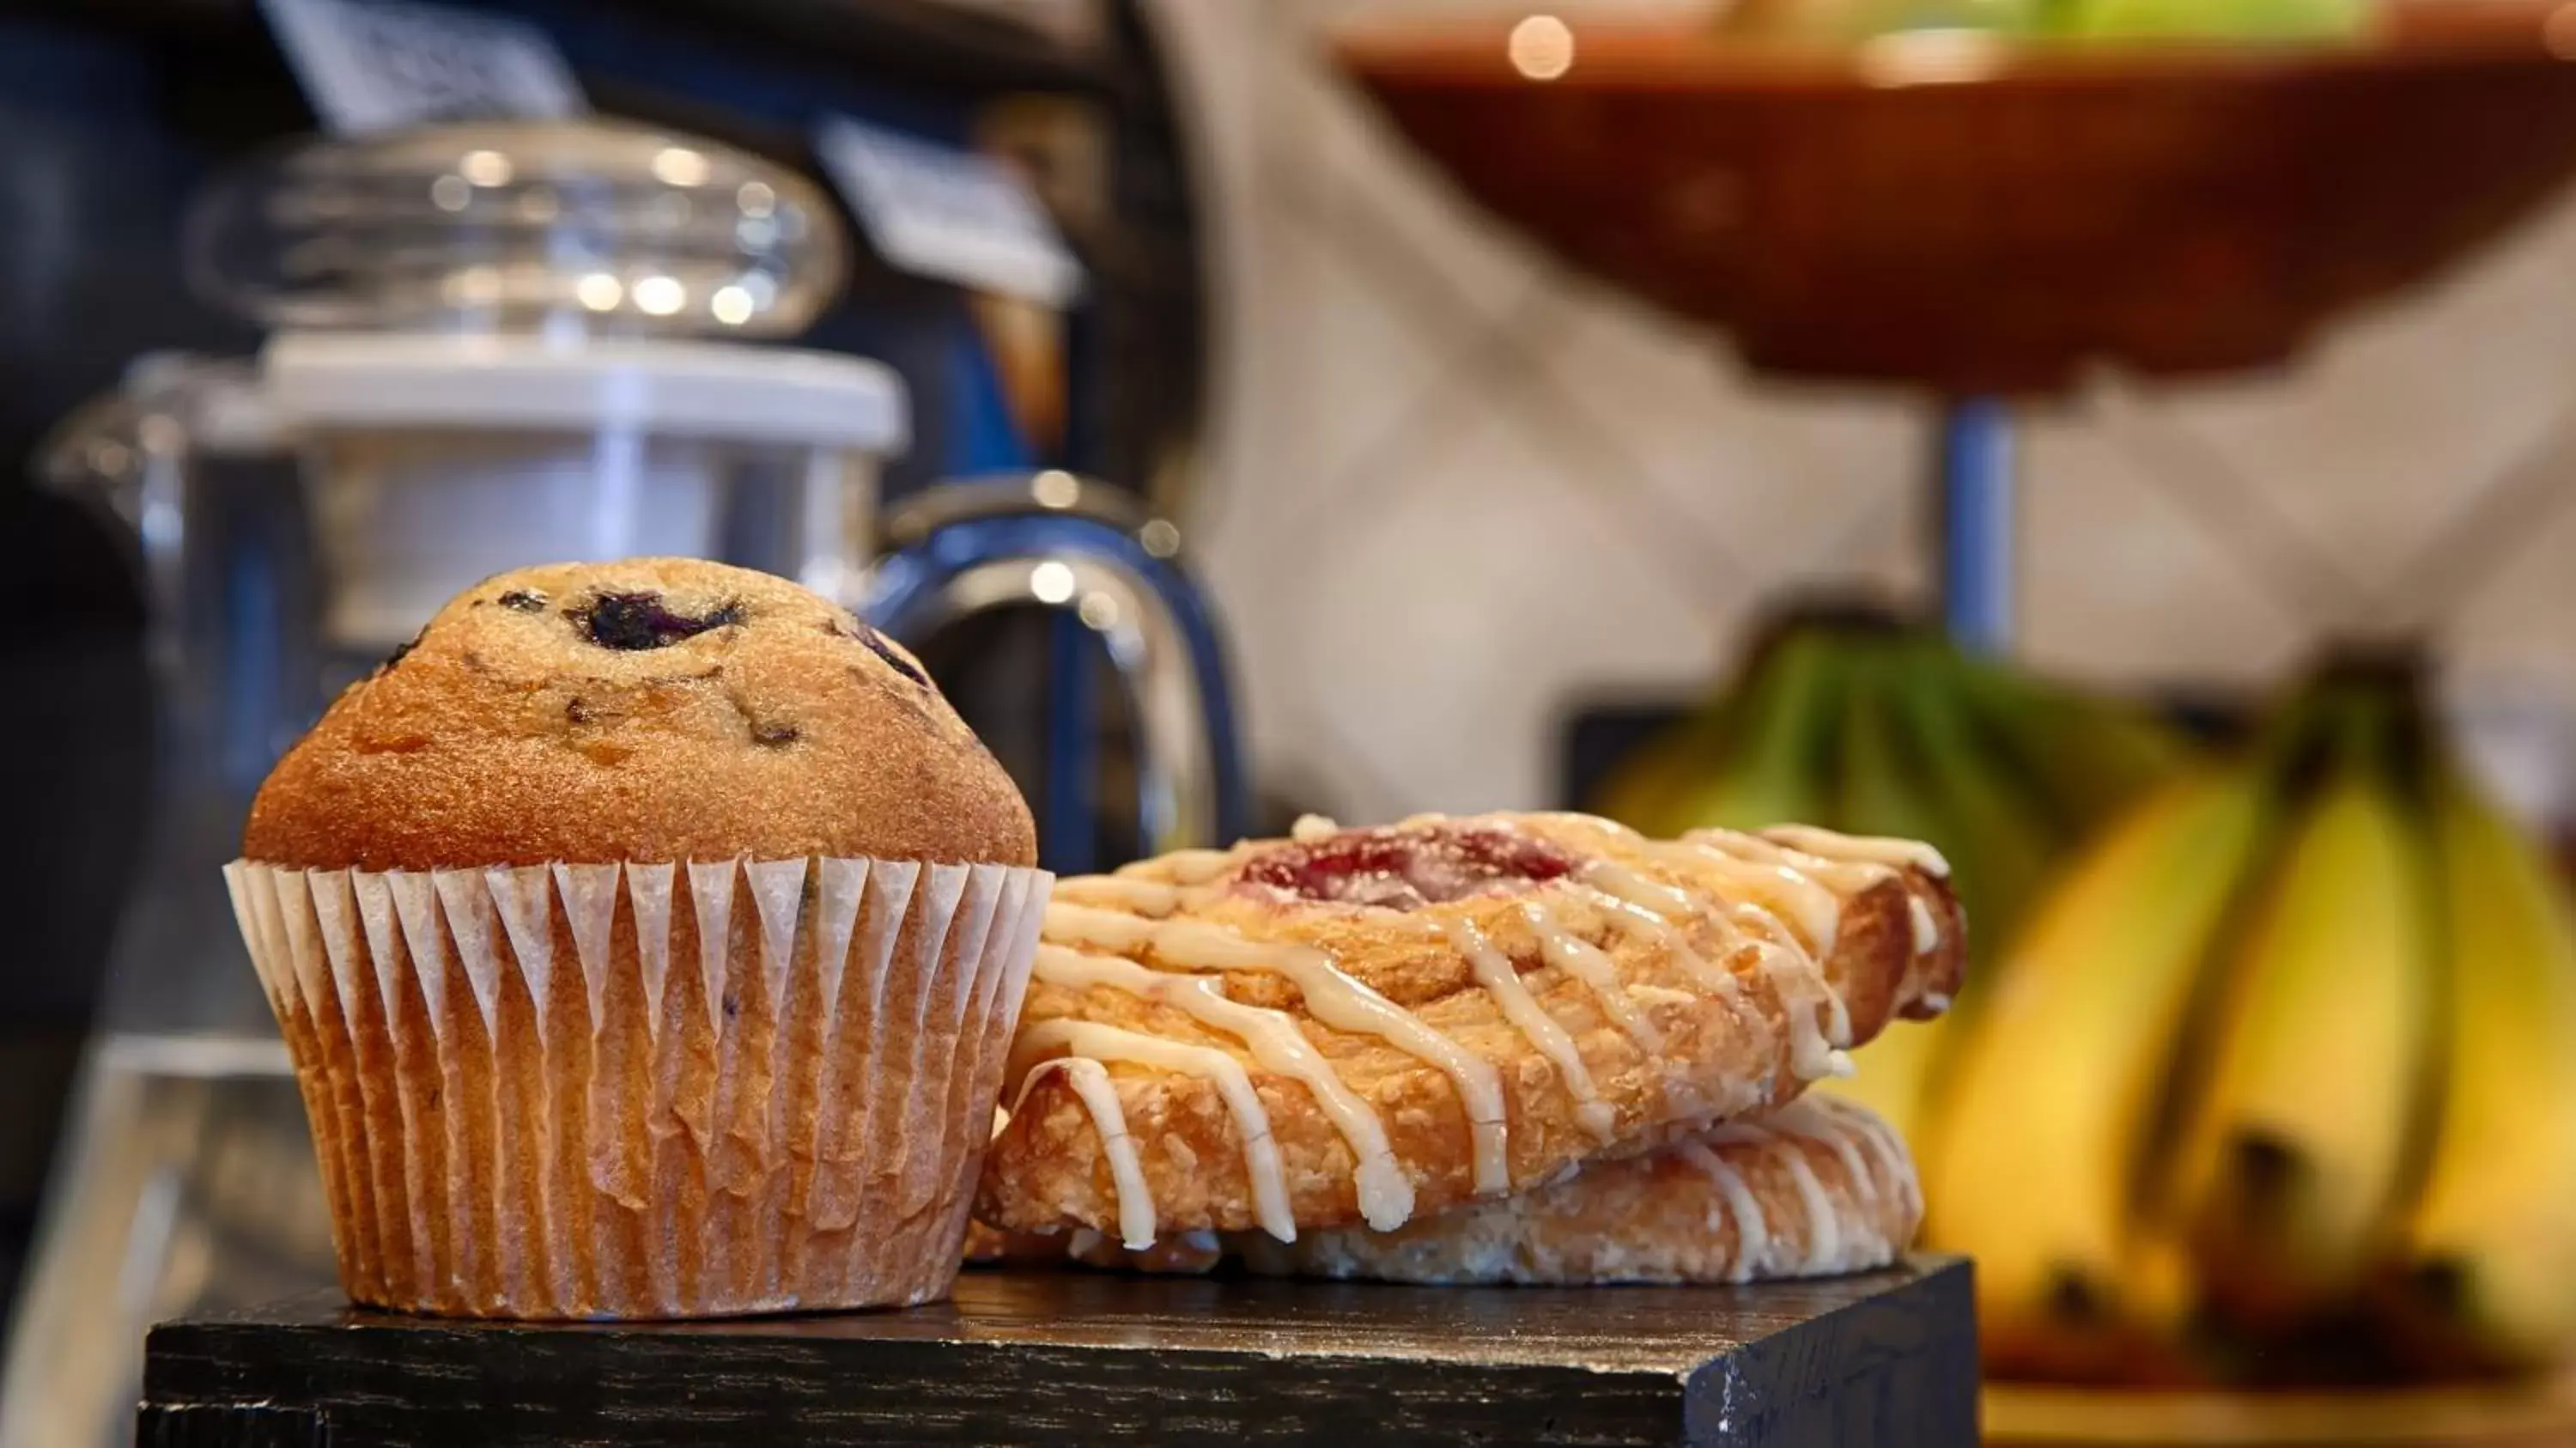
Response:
[1238,823,1576,910]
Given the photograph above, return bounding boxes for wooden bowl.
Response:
[1984,1369,2576,1446]
[1334,4,2576,392]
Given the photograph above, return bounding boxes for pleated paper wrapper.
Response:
[224,854,1049,1319]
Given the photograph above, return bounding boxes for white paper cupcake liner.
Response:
[225,854,1048,1319]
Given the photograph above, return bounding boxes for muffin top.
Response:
[244,557,1036,870]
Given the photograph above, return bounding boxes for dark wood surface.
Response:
[139,1256,1978,1447]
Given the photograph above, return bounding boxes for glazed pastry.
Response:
[1243,1094,1919,1285]
[975,1095,1920,1286]
[232,558,1048,1319]
[976,812,1962,1250]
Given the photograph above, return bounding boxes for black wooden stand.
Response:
[139,1256,1978,1447]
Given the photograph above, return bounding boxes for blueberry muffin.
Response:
[246,556,1031,869]
[228,558,1050,1319]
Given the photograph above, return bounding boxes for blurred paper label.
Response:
[814,113,1084,307]
[260,0,586,135]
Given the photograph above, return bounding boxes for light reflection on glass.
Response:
[2547,2,2576,58]
[651,147,711,187]
[1857,29,2008,87]
[457,149,513,187]
[709,284,755,325]
[445,265,502,305]
[1033,470,1081,508]
[632,275,686,315]
[1030,560,1078,605]
[575,272,624,312]
[1509,15,1576,80]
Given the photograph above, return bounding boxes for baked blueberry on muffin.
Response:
[228,558,1049,1319]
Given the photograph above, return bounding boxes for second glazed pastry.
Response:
[979,812,1962,1248]
[975,1093,1923,1286]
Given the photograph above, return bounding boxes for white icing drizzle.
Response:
[1674,1139,1770,1282]
[1583,861,1693,916]
[1589,855,1854,1080]
[1443,916,1616,1143]
[1043,902,1155,952]
[1696,829,1904,897]
[1062,875,1186,918]
[1820,1096,1923,1221]
[1583,867,1740,1001]
[1523,808,1643,839]
[1124,848,1241,886]
[1016,1019,1297,1242]
[1011,1056,1157,1250]
[1711,825,1953,1001]
[1042,903,1511,1197]
[1659,837,1854,950]
[1522,901,1664,1050]
[1783,1149,1842,1270]
[1766,1098,1879,1208]
[1016,814,1942,1250]
[1290,813,1341,843]
[1761,1129,1842,1272]
[1031,945,1414,1231]
[1764,824,1951,878]
[1733,903,1856,1080]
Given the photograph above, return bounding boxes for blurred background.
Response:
[1179,2,2576,825]
[5,0,2576,1442]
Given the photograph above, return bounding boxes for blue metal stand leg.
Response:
[1041,607,1099,876]
[1938,397,2016,654]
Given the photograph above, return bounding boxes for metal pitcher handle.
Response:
[860,472,1249,861]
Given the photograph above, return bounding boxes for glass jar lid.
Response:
[185,119,848,339]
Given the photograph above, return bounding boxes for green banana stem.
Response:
[1669,624,1847,831]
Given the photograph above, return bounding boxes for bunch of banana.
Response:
[1928,660,2576,1385]
[1716,0,2375,47]
[1589,610,2198,1144]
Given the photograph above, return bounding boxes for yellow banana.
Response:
[1817,639,1959,1147]
[1895,636,2062,963]
[2159,754,2437,1334]
[1954,653,2200,837]
[1589,623,1807,837]
[1822,1004,1949,1159]
[1923,765,2272,1378]
[1668,625,1845,831]
[2385,764,2576,1370]
[1588,725,1712,839]
[1827,635,2063,1147]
